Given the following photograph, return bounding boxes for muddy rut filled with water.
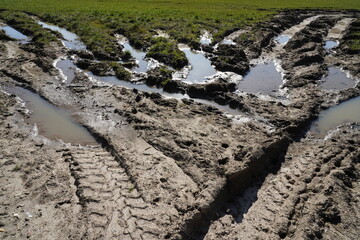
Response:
[1,10,360,240]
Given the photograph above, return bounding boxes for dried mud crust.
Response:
[61,147,161,240]
[204,124,360,240]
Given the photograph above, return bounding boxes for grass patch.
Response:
[39,13,123,59]
[0,1,359,61]
[110,62,132,81]
[147,37,188,69]
[0,10,58,46]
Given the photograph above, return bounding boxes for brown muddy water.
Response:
[320,67,356,90]
[310,96,360,137]
[55,59,77,83]
[238,61,282,94]
[6,86,97,145]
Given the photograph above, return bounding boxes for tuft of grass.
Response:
[12,164,21,172]
[147,37,188,69]
[0,43,6,51]
[110,62,132,81]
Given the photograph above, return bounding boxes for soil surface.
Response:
[0,10,360,240]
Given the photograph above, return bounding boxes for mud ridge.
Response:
[180,135,294,239]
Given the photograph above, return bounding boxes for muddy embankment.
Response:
[0,9,360,240]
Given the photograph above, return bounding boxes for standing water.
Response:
[200,31,212,45]
[6,87,97,145]
[55,59,77,83]
[0,25,29,43]
[122,43,149,73]
[310,96,360,137]
[177,46,217,83]
[238,62,282,94]
[274,35,291,45]
[86,72,246,116]
[324,41,339,50]
[320,68,356,90]
[38,21,86,51]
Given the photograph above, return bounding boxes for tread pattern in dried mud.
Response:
[204,131,360,240]
[62,146,160,240]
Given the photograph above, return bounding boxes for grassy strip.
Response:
[0,10,58,46]
[40,13,123,60]
[1,1,358,63]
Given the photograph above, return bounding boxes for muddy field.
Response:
[1,10,360,240]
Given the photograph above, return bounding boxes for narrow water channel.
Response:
[310,96,360,137]
[38,21,87,51]
[85,72,245,116]
[0,25,29,43]
[122,43,149,72]
[6,86,97,145]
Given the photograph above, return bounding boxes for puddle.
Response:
[175,47,217,83]
[122,43,149,72]
[38,21,86,51]
[200,31,212,45]
[55,59,77,83]
[0,25,29,43]
[237,61,282,94]
[324,40,338,50]
[310,96,360,137]
[320,67,356,90]
[274,35,291,45]
[6,87,97,145]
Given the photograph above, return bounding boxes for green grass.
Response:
[0,0,359,58]
[147,37,188,69]
[0,10,58,46]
